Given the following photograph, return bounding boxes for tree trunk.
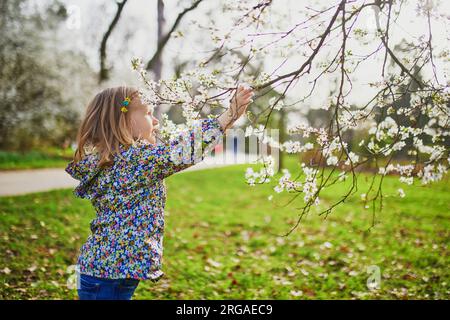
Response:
[153,0,165,120]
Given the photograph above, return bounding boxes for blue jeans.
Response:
[77,273,140,300]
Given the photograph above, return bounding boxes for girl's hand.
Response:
[229,84,254,120]
[218,84,254,131]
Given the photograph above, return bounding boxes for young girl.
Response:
[66,85,254,300]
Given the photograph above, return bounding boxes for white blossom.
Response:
[327,156,339,166]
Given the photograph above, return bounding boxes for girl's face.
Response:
[128,96,159,144]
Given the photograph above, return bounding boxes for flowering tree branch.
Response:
[132,0,449,235]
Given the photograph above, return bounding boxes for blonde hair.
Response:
[74,86,139,167]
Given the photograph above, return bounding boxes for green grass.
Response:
[0,148,73,170]
[0,158,449,299]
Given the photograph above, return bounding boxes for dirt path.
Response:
[0,153,252,196]
[0,168,78,196]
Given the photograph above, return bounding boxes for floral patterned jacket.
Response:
[65,118,224,281]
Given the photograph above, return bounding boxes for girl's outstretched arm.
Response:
[136,84,254,180]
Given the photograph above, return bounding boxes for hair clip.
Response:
[120,97,131,113]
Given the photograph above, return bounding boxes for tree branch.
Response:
[255,0,345,91]
[99,0,128,83]
[146,0,204,71]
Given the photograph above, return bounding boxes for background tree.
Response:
[99,0,128,83]
[97,0,205,120]
[0,0,96,151]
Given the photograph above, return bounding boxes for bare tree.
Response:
[146,0,205,119]
[98,0,205,120]
[99,0,128,83]
[145,0,204,71]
